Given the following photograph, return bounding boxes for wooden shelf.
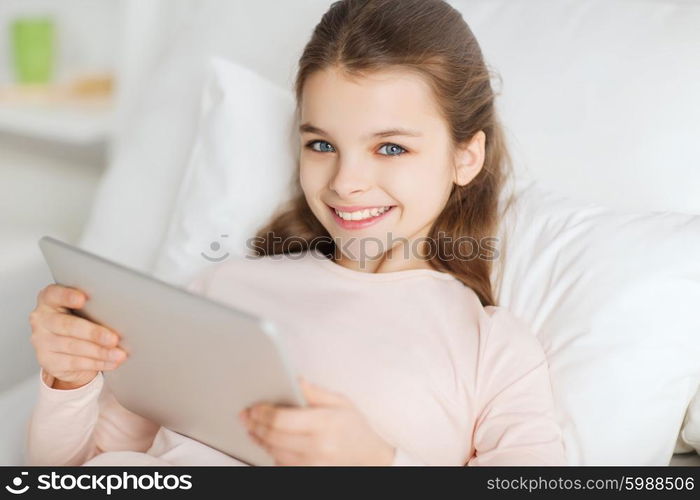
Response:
[0,79,115,145]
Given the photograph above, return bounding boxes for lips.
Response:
[327,204,396,230]
[328,204,392,212]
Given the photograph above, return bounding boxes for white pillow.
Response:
[493,177,700,464]
[152,57,298,285]
[154,56,700,464]
[676,390,700,454]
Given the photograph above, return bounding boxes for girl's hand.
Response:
[239,377,396,466]
[29,284,128,389]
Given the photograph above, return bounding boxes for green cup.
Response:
[10,17,55,84]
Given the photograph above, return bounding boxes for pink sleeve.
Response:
[466,308,568,466]
[391,446,427,466]
[25,368,160,466]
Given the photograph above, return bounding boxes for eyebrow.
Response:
[299,122,422,139]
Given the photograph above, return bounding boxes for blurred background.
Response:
[0,0,120,252]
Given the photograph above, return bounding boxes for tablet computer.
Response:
[38,235,306,466]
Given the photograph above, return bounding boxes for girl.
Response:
[26,0,567,466]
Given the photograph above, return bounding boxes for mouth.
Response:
[326,204,396,230]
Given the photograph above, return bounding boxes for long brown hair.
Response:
[253,0,514,306]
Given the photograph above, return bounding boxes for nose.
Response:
[328,157,372,198]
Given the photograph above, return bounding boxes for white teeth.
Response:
[334,206,391,221]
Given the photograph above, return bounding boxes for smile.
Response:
[327,204,396,230]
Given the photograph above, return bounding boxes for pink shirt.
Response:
[25,248,567,466]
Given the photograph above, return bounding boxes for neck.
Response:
[331,231,434,274]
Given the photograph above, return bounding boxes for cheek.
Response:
[384,162,441,202]
[387,161,452,217]
[299,162,325,196]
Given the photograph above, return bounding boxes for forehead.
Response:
[300,66,444,133]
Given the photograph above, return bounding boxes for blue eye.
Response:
[306,140,336,153]
[304,140,407,156]
[378,143,406,156]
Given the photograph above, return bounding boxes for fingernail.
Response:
[109,349,125,361]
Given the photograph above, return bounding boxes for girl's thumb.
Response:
[299,376,349,407]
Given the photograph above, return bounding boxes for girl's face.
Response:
[299,66,484,270]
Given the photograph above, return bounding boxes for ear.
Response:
[452,130,486,187]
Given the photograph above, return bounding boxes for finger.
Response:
[45,312,120,347]
[244,426,307,466]
[249,424,312,454]
[50,334,127,364]
[248,404,320,434]
[39,284,86,311]
[49,351,119,372]
[299,376,352,408]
